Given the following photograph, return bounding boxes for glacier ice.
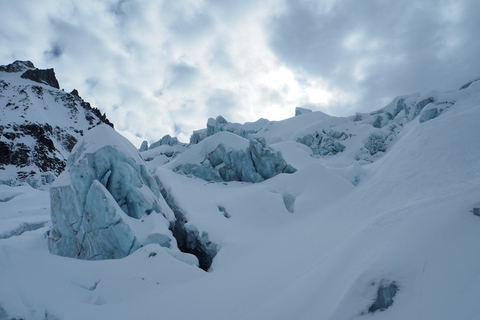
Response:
[419,107,439,123]
[149,134,181,149]
[364,132,387,156]
[296,130,347,156]
[190,129,207,144]
[139,140,148,152]
[48,125,172,260]
[190,115,269,144]
[171,133,296,183]
[48,125,216,269]
[413,96,435,118]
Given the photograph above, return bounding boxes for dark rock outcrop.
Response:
[21,68,60,89]
[0,60,34,73]
[0,60,114,187]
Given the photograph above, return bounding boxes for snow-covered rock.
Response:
[0,60,113,188]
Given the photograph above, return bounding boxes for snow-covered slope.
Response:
[0,60,113,188]
[0,71,479,320]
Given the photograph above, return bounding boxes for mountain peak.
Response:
[0,60,35,73]
[20,68,60,89]
[0,60,60,89]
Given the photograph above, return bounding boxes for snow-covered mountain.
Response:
[0,62,480,320]
[0,60,113,188]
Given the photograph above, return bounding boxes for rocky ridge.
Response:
[0,60,113,187]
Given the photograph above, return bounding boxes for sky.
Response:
[1,0,479,146]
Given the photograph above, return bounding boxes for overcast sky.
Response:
[1,0,479,145]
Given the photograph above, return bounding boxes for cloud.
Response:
[267,0,480,113]
[1,0,479,146]
[205,89,237,118]
[167,63,201,90]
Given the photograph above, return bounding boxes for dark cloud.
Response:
[268,0,480,112]
[44,44,63,58]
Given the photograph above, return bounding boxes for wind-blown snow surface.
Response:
[1,79,480,319]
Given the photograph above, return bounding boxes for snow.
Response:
[1,76,480,319]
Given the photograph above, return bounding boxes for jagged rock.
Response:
[0,123,66,187]
[0,60,35,73]
[21,68,60,89]
[0,61,113,187]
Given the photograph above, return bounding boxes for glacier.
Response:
[48,125,175,260]
[166,131,296,182]
[189,115,269,144]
